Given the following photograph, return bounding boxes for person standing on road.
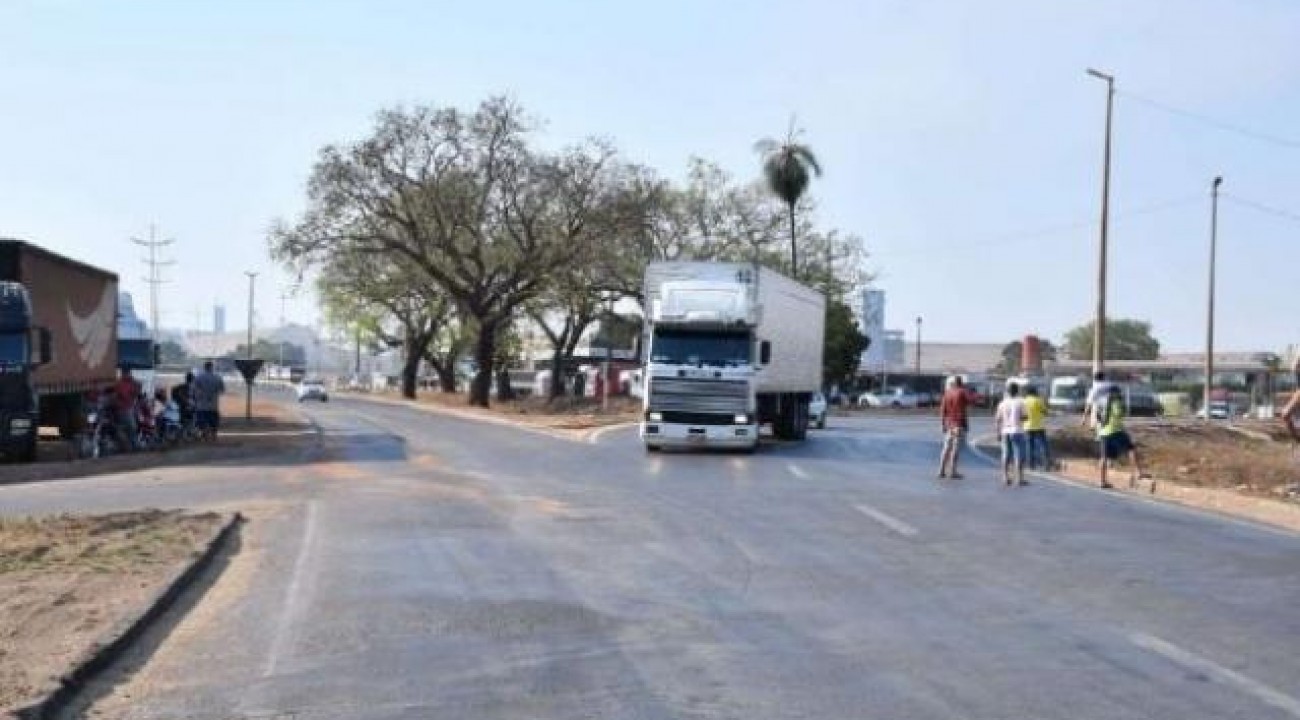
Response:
[1023,386,1051,471]
[1082,371,1113,429]
[1097,384,1151,490]
[193,361,226,438]
[995,382,1029,487]
[937,376,970,479]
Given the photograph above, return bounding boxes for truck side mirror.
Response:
[35,327,52,366]
[759,341,771,365]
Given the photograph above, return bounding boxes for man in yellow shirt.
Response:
[1023,386,1051,470]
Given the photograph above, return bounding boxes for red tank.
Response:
[1021,335,1043,374]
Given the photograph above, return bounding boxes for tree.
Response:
[158,340,190,366]
[755,126,822,276]
[272,97,623,407]
[823,300,869,390]
[315,247,461,399]
[997,338,1058,375]
[226,340,306,365]
[1063,319,1160,361]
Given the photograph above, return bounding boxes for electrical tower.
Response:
[131,224,175,345]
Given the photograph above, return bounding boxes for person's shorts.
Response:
[197,410,221,431]
[1002,433,1028,463]
[1100,431,1134,460]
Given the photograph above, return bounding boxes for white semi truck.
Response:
[640,262,825,452]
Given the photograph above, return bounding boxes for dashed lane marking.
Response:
[853,503,919,537]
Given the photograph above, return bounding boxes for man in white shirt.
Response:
[1082,371,1113,429]
[995,382,1029,487]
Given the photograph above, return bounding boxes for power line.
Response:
[875,195,1202,258]
[1116,90,1300,150]
[130,224,175,344]
[1222,194,1300,224]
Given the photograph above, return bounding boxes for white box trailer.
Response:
[641,262,825,450]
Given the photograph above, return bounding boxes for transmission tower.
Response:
[131,224,175,345]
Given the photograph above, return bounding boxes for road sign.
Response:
[234,358,265,384]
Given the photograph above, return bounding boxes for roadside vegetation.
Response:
[0,510,225,715]
[272,97,869,408]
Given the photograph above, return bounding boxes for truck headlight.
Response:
[648,411,663,422]
[734,414,749,424]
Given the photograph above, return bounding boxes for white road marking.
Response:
[263,499,321,677]
[787,463,809,479]
[1131,633,1300,718]
[586,422,640,444]
[853,503,918,537]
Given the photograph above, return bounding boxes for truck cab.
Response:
[640,263,824,452]
[0,282,51,461]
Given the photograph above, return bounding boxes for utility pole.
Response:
[278,288,294,371]
[1086,68,1115,377]
[131,224,175,345]
[914,316,923,379]
[244,271,257,420]
[1205,176,1223,420]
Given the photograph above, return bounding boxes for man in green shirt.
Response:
[1097,385,1151,490]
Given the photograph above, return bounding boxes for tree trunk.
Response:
[788,202,799,277]
[497,367,516,402]
[469,322,497,408]
[435,362,458,393]
[400,349,420,400]
[549,345,567,400]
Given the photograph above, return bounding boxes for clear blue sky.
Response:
[3,0,1297,352]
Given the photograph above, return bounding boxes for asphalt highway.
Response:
[4,393,1299,719]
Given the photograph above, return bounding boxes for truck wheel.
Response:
[645,444,662,453]
[19,438,37,463]
[792,401,809,441]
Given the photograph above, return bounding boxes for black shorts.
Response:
[197,410,221,431]
[1099,431,1134,460]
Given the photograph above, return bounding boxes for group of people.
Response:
[938,356,1300,490]
[93,361,226,450]
[938,372,1151,489]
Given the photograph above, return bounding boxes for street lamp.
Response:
[1086,68,1115,376]
[1204,176,1223,420]
[244,271,257,359]
[914,316,922,378]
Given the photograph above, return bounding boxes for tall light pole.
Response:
[914,316,922,378]
[1086,68,1115,376]
[244,271,258,421]
[1204,176,1223,420]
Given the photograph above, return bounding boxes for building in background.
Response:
[213,303,226,334]
[855,289,886,371]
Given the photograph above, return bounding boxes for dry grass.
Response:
[0,510,225,714]
[403,391,641,430]
[1050,421,1299,499]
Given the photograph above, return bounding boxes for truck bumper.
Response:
[641,421,758,450]
[0,411,37,459]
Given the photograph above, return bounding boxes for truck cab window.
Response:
[650,330,751,367]
[0,333,27,364]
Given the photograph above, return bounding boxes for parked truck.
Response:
[640,262,825,452]
[0,239,118,461]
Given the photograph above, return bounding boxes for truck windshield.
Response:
[117,339,154,370]
[0,333,26,364]
[650,329,750,367]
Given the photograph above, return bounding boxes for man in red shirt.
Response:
[113,368,141,450]
[938,375,970,479]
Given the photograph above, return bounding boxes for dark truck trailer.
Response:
[0,239,118,461]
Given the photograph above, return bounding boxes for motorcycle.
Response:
[156,399,184,447]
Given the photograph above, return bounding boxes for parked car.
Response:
[297,379,329,402]
[1196,401,1237,420]
[809,392,828,429]
[858,387,920,409]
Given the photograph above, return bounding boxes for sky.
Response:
[2,0,1298,353]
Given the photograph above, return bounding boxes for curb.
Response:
[17,512,246,720]
[341,392,637,444]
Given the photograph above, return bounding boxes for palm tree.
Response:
[755,125,822,276]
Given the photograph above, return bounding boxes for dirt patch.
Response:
[1049,421,1298,500]
[0,510,225,716]
[365,390,641,431]
[6,394,316,486]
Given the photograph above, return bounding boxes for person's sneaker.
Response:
[950,472,964,480]
[937,472,948,479]
[1018,479,1030,487]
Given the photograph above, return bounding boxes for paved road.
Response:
[5,395,1300,719]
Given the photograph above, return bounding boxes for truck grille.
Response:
[648,377,748,414]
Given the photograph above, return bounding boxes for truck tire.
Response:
[18,438,37,463]
[791,399,809,441]
[645,444,662,453]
